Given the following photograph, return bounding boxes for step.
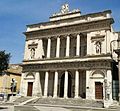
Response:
[27,98,104,108]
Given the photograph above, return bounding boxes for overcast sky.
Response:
[0,0,120,64]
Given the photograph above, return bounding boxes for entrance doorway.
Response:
[95,82,103,99]
[27,82,33,96]
[59,73,72,98]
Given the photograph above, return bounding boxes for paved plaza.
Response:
[14,105,120,111]
[0,105,119,111]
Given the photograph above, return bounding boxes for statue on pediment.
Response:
[52,3,80,17]
[60,4,69,14]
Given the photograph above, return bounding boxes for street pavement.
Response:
[15,105,70,111]
[14,105,120,111]
[0,106,14,111]
[0,104,120,111]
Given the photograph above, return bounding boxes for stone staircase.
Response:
[13,96,33,105]
[27,98,104,108]
[109,101,119,109]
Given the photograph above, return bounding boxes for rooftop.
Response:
[25,4,112,33]
[6,64,22,75]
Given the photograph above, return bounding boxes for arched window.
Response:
[95,41,101,54]
[30,48,35,59]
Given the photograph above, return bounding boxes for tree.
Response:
[0,50,11,74]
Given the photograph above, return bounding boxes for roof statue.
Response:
[60,4,69,14]
[52,3,80,17]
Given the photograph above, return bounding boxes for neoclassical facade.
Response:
[20,4,119,106]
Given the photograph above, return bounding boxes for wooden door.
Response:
[95,82,103,99]
[27,82,33,96]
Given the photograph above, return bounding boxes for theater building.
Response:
[20,4,119,106]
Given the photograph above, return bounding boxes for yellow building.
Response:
[0,64,22,99]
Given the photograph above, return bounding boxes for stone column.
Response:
[44,71,49,97]
[64,70,68,98]
[104,70,113,108]
[56,36,60,58]
[20,73,25,96]
[53,71,58,98]
[66,35,70,57]
[47,38,51,58]
[33,72,42,97]
[106,70,112,101]
[76,34,80,56]
[75,70,79,98]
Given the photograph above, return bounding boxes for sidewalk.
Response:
[14,104,120,111]
[0,100,120,111]
[0,105,14,111]
[27,103,105,110]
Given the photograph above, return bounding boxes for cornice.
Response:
[27,10,111,27]
[23,53,111,63]
[50,10,81,18]
[24,18,113,40]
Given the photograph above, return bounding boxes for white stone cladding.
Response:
[86,70,112,101]
[26,11,111,32]
[24,39,45,60]
[20,4,119,108]
[32,72,42,97]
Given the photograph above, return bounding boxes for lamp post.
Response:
[114,39,120,103]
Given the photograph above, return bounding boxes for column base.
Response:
[53,96,57,98]
[104,99,113,108]
[75,55,80,57]
[64,96,68,99]
[65,56,69,58]
[74,96,81,99]
[43,95,47,98]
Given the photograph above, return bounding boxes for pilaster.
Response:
[33,72,42,97]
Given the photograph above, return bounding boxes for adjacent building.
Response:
[20,4,119,107]
[0,64,22,99]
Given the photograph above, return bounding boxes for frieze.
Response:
[22,60,111,72]
[25,19,113,40]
